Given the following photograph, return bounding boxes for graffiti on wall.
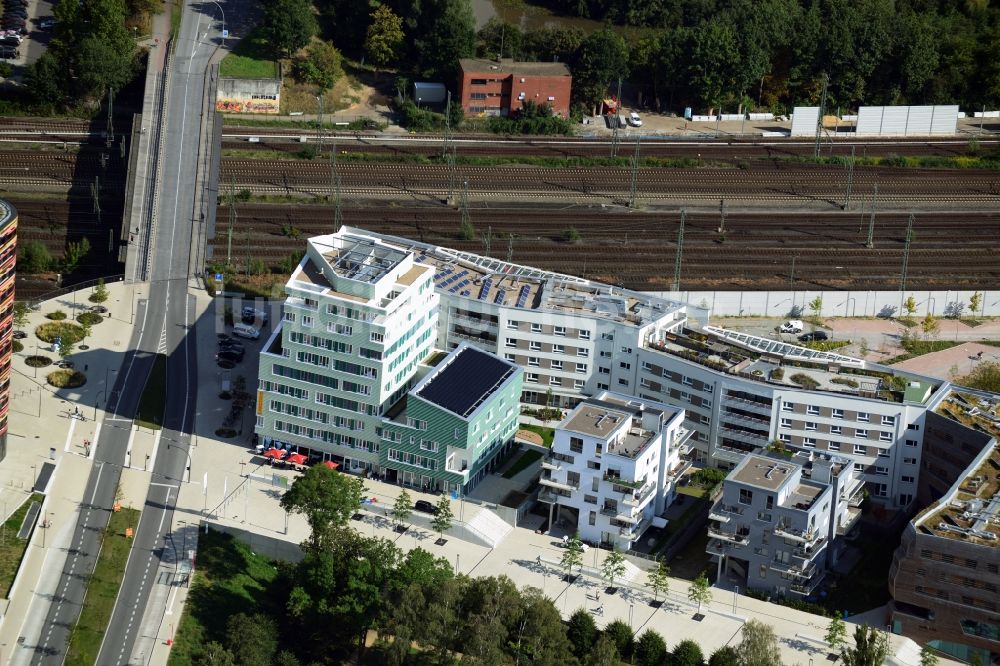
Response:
[215,95,280,114]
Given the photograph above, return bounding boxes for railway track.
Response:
[217,159,1000,206]
[207,203,1000,291]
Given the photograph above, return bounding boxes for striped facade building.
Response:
[0,200,16,462]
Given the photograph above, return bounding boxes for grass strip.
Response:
[169,0,181,43]
[502,449,543,478]
[0,493,45,596]
[519,424,554,448]
[65,507,141,666]
[136,353,167,430]
[169,529,282,665]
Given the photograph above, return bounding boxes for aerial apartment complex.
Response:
[317,228,943,512]
[707,451,864,598]
[0,199,16,462]
[538,391,689,549]
[888,390,1000,666]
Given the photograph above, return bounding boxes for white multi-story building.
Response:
[538,391,689,550]
[283,228,946,510]
[707,451,864,598]
[256,232,439,474]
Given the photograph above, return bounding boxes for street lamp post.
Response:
[209,0,226,43]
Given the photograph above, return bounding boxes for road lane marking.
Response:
[62,414,78,452]
[149,428,163,470]
[125,423,138,468]
[90,462,104,505]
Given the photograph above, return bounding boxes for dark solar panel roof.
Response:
[415,346,516,418]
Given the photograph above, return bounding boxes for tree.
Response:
[91,278,109,304]
[477,18,522,60]
[262,0,317,58]
[279,465,364,551]
[826,615,848,654]
[431,495,454,540]
[364,5,404,70]
[25,52,66,105]
[809,296,823,318]
[18,240,53,274]
[560,532,584,578]
[573,27,628,113]
[841,625,888,666]
[510,589,576,665]
[600,547,627,590]
[587,635,621,666]
[225,613,278,666]
[687,572,712,614]
[687,20,739,112]
[79,319,93,348]
[969,291,983,318]
[412,0,475,80]
[920,312,940,338]
[58,336,75,360]
[12,302,29,329]
[672,639,705,666]
[61,237,91,273]
[392,489,413,526]
[919,645,939,666]
[903,295,917,319]
[959,360,1000,392]
[858,338,870,359]
[709,645,740,666]
[567,608,598,658]
[294,40,343,91]
[647,559,670,603]
[738,619,782,666]
[196,641,236,666]
[634,629,668,666]
[76,34,135,96]
[603,619,634,659]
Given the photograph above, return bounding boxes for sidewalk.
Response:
[0,279,149,664]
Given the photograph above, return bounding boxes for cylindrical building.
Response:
[0,199,17,462]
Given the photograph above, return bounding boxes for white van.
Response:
[233,323,260,340]
[780,320,804,334]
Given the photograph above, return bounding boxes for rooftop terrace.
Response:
[917,441,1000,546]
[340,227,685,327]
[731,455,797,491]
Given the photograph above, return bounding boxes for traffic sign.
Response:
[222,29,229,38]
[214,273,223,282]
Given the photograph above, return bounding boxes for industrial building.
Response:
[538,391,689,549]
[457,58,572,118]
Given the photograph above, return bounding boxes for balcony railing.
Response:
[718,503,746,517]
[540,459,562,472]
[712,445,749,464]
[707,526,750,546]
[539,476,577,492]
[706,538,731,556]
[836,507,862,536]
[790,571,826,596]
[774,523,819,544]
[769,560,818,579]
[708,510,731,523]
[619,515,653,539]
[622,483,655,507]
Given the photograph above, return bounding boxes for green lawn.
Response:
[136,354,166,429]
[218,30,279,79]
[65,507,141,666]
[519,424,554,447]
[0,493,44,596]
[168,529,284,665]
[502,450,543,478]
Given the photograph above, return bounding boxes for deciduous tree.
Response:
[709,645,740,666]
[687,571,712,614]
[263,0,317,57]
[826,614,848,653]
[365,5,404,69]
[392,489,413,525]
[603,619,634,659]
[738,619,782,666]
[567,608,597,658]
[225,613,278,666]
[279,465,364,551]
[672,638,705,666]
[600,547,627,590]
[560,532,584,578]
[647,558,670,603]
[634,629,668,666]
[431,495,454,540]
[841,625,888,666]
[572,27,628,113]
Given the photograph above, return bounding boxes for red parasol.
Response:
[321,460,339,469]
[286,452,307,465]
[263,448,287,460]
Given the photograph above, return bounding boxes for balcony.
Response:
[619,515,653,540]
[667,460,693,483]
[450,312,498,329]
[845,480,866,508]
[836,506,862,537]
[719,423,768,443]
[773,523,819,544]
[538,489,570,504]
[713,445,751,464]
[539,475,577,492]
[709,509,731,523]
[793,537,826,560]
[707,526,750,546]
[723,393,773,415]
[540,459,563,472]
[674,427,695,455]
[706,538,731,556]
[789,571,826,596]
[621,483,655,507]
[769,560,818,579]
[605,473,644,490]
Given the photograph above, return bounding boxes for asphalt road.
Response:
[29,3,212,664]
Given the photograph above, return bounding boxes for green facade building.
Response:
[378,343,523,493]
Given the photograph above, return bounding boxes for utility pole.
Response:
[106,87,114,150]
[227,176,236,267]
[611,78,622,158]
[244,227,253,278]
[330,140,342,232]
[628,136,640,208]
[672,208,685,293]
[506,233,514,263]
[900,213,915,294]
[717,198,727,234]
[790,255,797,292]
[813,72,828,159]
[91,176,102,226]
[443,91,452,159]
[447,146,457,205]
[315,95,324,156]
[482,225,492,257]
[865,183,878,249]
[460,179,471,232]
[843,145,856,210]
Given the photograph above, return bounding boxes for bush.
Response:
[47,369,87,388]
[487,101,572,135]
[563,226,581,243]
[789,373,820,389]
[398,99,446,132]
[25,355,51,368]
[18,240,53,274]
[12,340,23,353]
[671,639,705,666]
[36,322,85,344]
[45,310,67,321]
[89,278,109,303]
[770,367,784,380]
[0,62,11,78]
[692,467,726,488]
[830,376,860,388]
[76,312,103,326]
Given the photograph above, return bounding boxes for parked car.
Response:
[219,342,245,354]
[216,349,244,363]
[12,330,26,339]
[798,331,829,342]
[37,17,55,29]
[628,111,642,127]
[414,499,438,515]
[780,320,804,334]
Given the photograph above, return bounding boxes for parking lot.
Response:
[1,0,55,78]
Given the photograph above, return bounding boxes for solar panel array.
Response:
[516,285,531,308]
[415,347,517,417]
[494,288,506,304]
[478,278,493,301]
